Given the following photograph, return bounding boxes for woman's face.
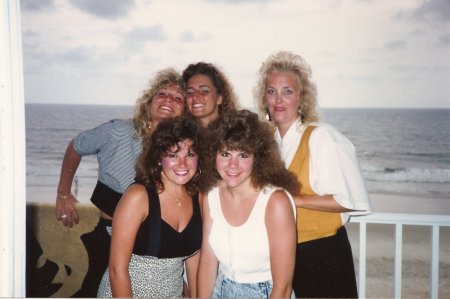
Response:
[186,74,223,127]
[215,148,254,189]
[161,139,198,186]
[264,71,300,129]
[149,83,185,123]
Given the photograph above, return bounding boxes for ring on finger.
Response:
[61,214,68,219]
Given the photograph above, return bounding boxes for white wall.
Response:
[0,0,26,297]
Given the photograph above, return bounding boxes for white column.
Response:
[0,0,26,297]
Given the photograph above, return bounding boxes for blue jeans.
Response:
[212,272,273,299]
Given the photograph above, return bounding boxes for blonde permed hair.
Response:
[133,68,186,138]
[253,51,319,123]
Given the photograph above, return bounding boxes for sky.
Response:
[20,0,450,109]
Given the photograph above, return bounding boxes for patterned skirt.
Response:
[97,254,185,298]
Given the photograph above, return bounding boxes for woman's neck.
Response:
[161,176,186,196]
[277,117,300,139]
[221,179,258,201]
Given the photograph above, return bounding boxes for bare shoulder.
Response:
[124,183,146,197]
[117,183,148,210]
[266,189,294,215]
[268,189,291,204]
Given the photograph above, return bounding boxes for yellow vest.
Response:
[288,125,342,243]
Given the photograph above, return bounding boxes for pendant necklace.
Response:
[165,190,184,208]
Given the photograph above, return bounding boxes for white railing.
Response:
[350,213,450,299]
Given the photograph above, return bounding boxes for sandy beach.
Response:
[27,188,450,298]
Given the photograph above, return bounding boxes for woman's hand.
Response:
[56,193,79,227]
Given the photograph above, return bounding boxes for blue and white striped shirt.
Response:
[73,119,143,193]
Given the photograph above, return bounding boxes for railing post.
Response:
[430,225,439,299]
[394,223,403,298]
[358,222,367,299]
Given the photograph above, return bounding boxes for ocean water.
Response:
[25,104,450,202]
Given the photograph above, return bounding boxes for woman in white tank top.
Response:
[197,110,300,298]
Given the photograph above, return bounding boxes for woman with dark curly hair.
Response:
[182,62,239,128]
[254,50,372,298]
[197,109,299,299]
[97,117,203,298]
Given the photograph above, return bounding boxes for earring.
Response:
[298,105,304,122]
[265,108,271,121]
[192,168,202,181]
[148,121,152,129]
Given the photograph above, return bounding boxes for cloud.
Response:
[23,46,95,74]
[125,25,167,42]
[384,40,407,50]
[59,47,94,64]
[179,31,195,43]
[413,0,450,23]
[178,31,212,43]
[21,0,55,11]
[437,33,450,46]
[69,0,135,19]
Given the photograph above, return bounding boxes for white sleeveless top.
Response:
[208,185,296,283]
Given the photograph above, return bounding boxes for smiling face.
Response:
[186,74,223,127]
[149,83,185,124]
[161,139,198,186]
[264,71,300,134]
[215,148,254,190]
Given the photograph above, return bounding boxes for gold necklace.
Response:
[164,190,184,208]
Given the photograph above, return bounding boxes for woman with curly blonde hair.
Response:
[133,68,186,139]
[197,109,299,299]
[254,51,372,298]
[55,67,186,297]
[182,62,239,128]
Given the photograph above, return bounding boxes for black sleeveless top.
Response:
[132,184,202,258]
[90,181,122,217]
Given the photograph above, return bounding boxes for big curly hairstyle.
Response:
[182,62,239,117]
[201,109,300,196]
[253,51,319,123]
[133,68,186,139]
[135,116,202,195]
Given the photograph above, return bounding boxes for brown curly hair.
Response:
[254,51,319,123]
[182,62,240,117]
[133,68,186,139]
[201,109,300,196]
[135,116,202,195]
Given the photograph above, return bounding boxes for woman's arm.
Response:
[294,194,354,212]
[109,184,148,298]
[185,192,206,297]
[304,124,371,213]
[185,250,200,297]
[56,139,81,227]
[197,194,219,298]
[266,190,297,298]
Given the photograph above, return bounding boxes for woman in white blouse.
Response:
[197,110,299,298]
[254,51,372,298]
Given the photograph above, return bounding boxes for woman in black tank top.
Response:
[97,117,204,298]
